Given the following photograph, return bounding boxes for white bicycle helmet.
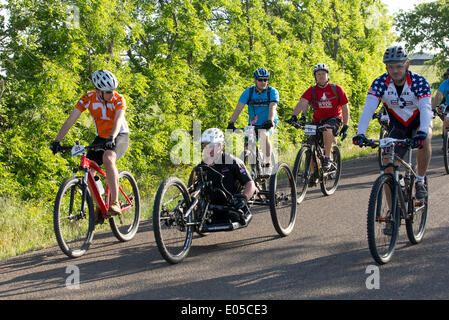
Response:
[92,69,119,91]
[313,63,329,76]
[201,128,225,144]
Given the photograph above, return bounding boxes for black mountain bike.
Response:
[360,137,428,264]
[290,121,342,204]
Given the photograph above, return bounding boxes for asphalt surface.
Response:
[2,136,449,302]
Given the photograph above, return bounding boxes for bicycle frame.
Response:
[185,165,242,232]
[298,122,330,175]
[374,138,423,219]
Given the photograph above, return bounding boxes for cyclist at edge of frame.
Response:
[196,128,257,226]
[287,63,350,170]
[50,69,130,223]
[227,68,279,175]
[352,45,433,199]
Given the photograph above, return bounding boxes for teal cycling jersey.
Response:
[238,85,279,126]
[438,79,449,105]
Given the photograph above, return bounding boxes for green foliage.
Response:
[395,0,449,73]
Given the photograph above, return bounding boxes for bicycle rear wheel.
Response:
[109,170,141,242]
[53,177,95,258]
[292,146,311,204]
[320,145,341,196]
[367,174,399,265]
[443,130,449,174]
[269,162,297,236]
[153,177,193,264]
[406,177,428,244]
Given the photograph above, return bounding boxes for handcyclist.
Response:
[287,63,350,171]
[50,69,129,221]
[353,45,433,199]
[227,68,279,173]
[196,128,256,225]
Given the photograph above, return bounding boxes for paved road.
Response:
[2,136,449,302]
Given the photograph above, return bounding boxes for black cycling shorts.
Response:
[86,133,129,166]
[316,117,342,136]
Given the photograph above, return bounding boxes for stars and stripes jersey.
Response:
[357,71,432,135]
[75,90,130,138]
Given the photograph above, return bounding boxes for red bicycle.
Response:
[53,142,140,258]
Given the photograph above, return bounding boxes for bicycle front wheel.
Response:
[367,174,399,265]
[269,162,297,236]
[406,177,428,244]
[109,170,141,242]
[153,177,193,264]
[292,146,311,204]
[53,177,95,258]
[320,145,341,196]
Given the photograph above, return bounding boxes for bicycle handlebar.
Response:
[287,120,329,132]
[56,142,106,155]
[359,137,413,149]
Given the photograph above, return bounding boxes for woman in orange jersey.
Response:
[50,70,129,218]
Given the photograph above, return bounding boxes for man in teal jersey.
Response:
[432,67,449,135]
[227,68,279,168]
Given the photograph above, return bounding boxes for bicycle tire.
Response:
[406,176,428,244]
[269,162,297,236]
[53,177,95,258]
[292,146,311,204]
[109,170,141,242]
[443,130,449,174]
[320,145,341,196]
[367,174,399,265]
[153,177,193,264]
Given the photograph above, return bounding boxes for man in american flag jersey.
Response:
[353,45,432,199]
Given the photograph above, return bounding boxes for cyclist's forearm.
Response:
[268,102,277,121]
[357,94,379,135]
[110,109,125,139]
[229,102,245,123]
[341,104,350,126]
[292,98,308,116]
[242,180,256,201]
[432,91,443,109]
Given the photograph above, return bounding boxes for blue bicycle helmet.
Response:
[253,68,270,79]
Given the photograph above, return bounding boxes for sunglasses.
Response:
[257,78,268,82]
[104,91,113,94]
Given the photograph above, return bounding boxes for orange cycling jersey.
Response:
[75,90,129,138]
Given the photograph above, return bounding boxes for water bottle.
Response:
[94,176,104,195]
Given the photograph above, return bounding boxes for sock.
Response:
[416,176,425,183]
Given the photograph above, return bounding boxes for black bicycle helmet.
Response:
[383,45,408,63]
